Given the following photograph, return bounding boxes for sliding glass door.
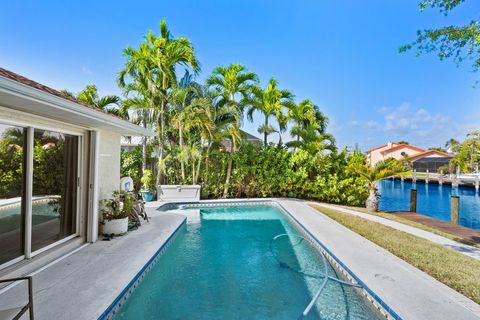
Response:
[0,123,81,267]
[32,129,78,252]
[0,124,26,265]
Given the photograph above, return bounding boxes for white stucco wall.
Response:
[97,130,121,201]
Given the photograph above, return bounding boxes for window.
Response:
[31,129,78,252]
[0,124,26,265]
[0,123,81,267]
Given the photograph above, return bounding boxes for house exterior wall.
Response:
[97,130,121,201]
[382,148,422,161]
[367,143,423,167]
[367,142,396,165]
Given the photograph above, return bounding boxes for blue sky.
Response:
[1,0,479,150]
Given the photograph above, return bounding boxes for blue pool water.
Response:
[112,205,384,320]
[378,179,480,230]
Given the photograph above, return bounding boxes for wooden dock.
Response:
[392,211,480,245]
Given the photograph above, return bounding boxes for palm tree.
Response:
[286,99,334,154]
[287,125,336,154]
[61,85,125,118]
[206,64,258,197]
[352,159,410,211]
[445,138,460,153]
[171,84,213,182]
[288,99,328,136]
[119,19,200,185]
[247,78,295,145]
[171,85,196,181]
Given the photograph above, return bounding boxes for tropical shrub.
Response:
[141,169,153,192]
[120,147,143,184]
[100,190,135,220]
[193,143,369,206]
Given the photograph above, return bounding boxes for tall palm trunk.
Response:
[223,143,234,198]
[142,137,147,172]
[179,127,185,181]
[264,115,268,145]
[204,143,211,183]
[142,116,147,173]
[156,110,166,186]
[194,158,201,184]
[366,186,379,211]
[191,159,195,184]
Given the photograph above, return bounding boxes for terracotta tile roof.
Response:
[0,67,115,117]
[407,150,453,161]
[380,144,425,154]
[366,143,396,153]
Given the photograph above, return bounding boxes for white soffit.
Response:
[0,76,154,137]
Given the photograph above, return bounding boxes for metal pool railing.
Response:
[0,276,34,320]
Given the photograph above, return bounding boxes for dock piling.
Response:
[450,196,460,225]
[410,189,417,213]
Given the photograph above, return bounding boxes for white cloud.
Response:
[361,102,466,148]
[81,66,93,75]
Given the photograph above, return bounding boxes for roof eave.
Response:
[0,75,155,137]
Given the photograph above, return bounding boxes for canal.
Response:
[378,179,480,230]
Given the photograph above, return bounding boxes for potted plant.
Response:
[100,190,135,235]
[140,169,154,202]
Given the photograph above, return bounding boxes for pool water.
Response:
[112,205,384,320]
[378,179,480,230]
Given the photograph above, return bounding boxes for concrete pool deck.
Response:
[313,202,480,261]
[0,198,479,320]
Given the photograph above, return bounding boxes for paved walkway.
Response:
[279,199,480,320]
[393,211,480,244]
[312,202,480,261]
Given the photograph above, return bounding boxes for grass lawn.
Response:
[337,204,479,247]
[311,205,480,304]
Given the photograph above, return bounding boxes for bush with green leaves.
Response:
[100,190,135,221]
[196,143,368,206]
[120,147,143,185]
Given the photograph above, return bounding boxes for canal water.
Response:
[378,179,480,230]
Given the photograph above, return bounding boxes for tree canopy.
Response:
[400,0,480,74]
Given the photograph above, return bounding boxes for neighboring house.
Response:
[221,130,262,151]
[408,150,453,173]
[366,142,453,170]
[0,67,153,271]
[121,136,145,152]
[366,142,424,166]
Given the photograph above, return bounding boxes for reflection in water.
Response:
[378,179,480,230]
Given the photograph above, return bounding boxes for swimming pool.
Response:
[378,179,480,230]
[108,203,387,320]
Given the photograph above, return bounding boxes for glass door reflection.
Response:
[0,124,26,265]
[32,129,78,252]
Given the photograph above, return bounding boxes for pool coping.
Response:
[97,218,187,320]
[99,199,398,320]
